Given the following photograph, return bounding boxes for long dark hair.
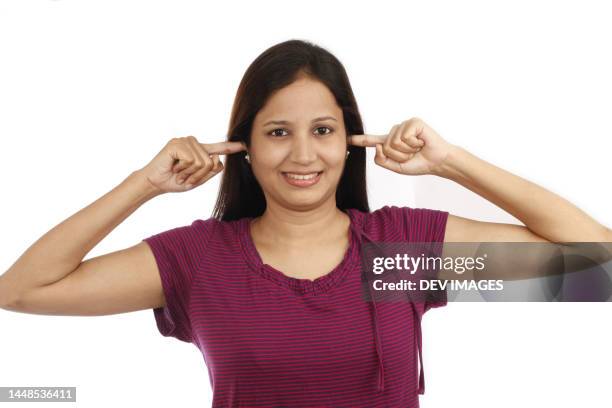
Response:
[212,39,370,221]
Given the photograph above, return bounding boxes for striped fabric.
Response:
[143,205,449,408]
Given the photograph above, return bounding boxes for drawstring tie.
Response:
[349,218,426,395]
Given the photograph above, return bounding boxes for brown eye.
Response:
[269,128,288,137]
[315,126,333,135]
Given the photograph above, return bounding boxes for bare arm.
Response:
[437,145,611,243]
[0,136,244,315]
[348,118,611,284]
[0,170,162,313]
[437,147,611,281]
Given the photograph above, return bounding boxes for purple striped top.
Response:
[143,205,449,408]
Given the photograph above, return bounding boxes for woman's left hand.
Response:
[348,117,454,176]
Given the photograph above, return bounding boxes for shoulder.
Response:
[141,217,244,280]
[142,216,238,261]
[354,205,449,242]
[146,215,249,239]
[145,217,219,245]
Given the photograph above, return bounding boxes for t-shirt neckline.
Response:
[238,208,359,295]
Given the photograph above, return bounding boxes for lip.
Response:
[281,171,323,187]
[281,171,323,175]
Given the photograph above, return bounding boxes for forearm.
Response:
[0,170,160,300]
[434,145,610,242]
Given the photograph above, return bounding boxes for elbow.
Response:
[0,276,23,312]
[0,289,26,313]
[0,297,21,312]
[0,295,19,312]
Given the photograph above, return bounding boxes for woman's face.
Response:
[249,75,348,212]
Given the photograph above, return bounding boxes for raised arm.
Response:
[439,146,611,244]
[0,136,243,315]
[0,171,162,315]
[348,117,611,283]
[437,146,612,282]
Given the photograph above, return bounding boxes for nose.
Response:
[289,133,317,165]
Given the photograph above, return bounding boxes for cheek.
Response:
[250,145,288,180]
[321,146,347,168]
[258,149,287,169]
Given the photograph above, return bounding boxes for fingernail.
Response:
[185,183,194,189]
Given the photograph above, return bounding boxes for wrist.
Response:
[431,144,466,180]
[125,169,163,201]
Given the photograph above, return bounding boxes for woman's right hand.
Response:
[138,136,247,194]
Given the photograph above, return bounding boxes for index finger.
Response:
[347,134,388,147]
[201,141,247,155]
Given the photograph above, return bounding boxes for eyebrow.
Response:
[262,116,338,127]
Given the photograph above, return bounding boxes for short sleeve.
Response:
[142,218,215,343]
[384,205,450,314]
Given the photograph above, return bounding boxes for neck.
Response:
[251,200,349,248]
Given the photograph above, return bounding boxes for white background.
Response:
[1,1,611,407]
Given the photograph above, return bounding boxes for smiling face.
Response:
[249,74,348,212]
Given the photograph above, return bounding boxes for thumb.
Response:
[375,143,403,173]
[211,154,224,172]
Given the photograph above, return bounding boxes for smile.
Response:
[281,171,323,187]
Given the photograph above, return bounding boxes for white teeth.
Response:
[284,172,319,180]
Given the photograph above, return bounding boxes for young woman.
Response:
[1,39,609,407]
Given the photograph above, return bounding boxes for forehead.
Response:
[255,76,341,123]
